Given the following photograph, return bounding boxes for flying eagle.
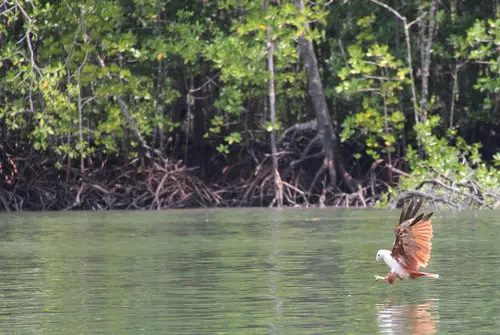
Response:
[375,200,440,285]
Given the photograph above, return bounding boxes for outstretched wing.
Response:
[391,200,434,272]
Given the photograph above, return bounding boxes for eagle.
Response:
[375,200,440,285]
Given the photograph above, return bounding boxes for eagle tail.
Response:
[410,271,440,279]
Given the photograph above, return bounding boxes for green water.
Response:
[0,208,498,334]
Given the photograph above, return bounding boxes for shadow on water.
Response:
[377,298,439,335]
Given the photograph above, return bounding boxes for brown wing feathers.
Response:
[408,220,433,267]
[392,200,435,271]
[399,200,423,225]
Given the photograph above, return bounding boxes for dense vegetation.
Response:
[0,0,498,210]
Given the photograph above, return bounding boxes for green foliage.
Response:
[374,187,397,208]
[336,17,408,160]
[0,0,166,161]
[0,0,498,209]
[216,144,230,154]
[265,120,282,132]
[394,116,500,207]
[207,116,224,136]
[224,132,242,145]
[204,2,304,127]
[451,18,499,119]
[201,1,329,152]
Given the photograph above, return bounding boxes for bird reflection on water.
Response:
[376,298,439,335]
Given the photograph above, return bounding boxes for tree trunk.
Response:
[420,0,439,120]
[266,21,283,207]
[292,0,354,191]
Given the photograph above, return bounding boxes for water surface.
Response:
[0,208,498,334]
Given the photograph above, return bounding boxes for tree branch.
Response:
[115,95,152,158]
[278,119,318,145]
[369,0,425,124]
[395,190,460,209]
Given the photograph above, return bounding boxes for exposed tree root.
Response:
[235,158,310,207]
[0,144,497,211]
[0,154,222,211]
[279,119,359,195]
[389,169,500,210]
